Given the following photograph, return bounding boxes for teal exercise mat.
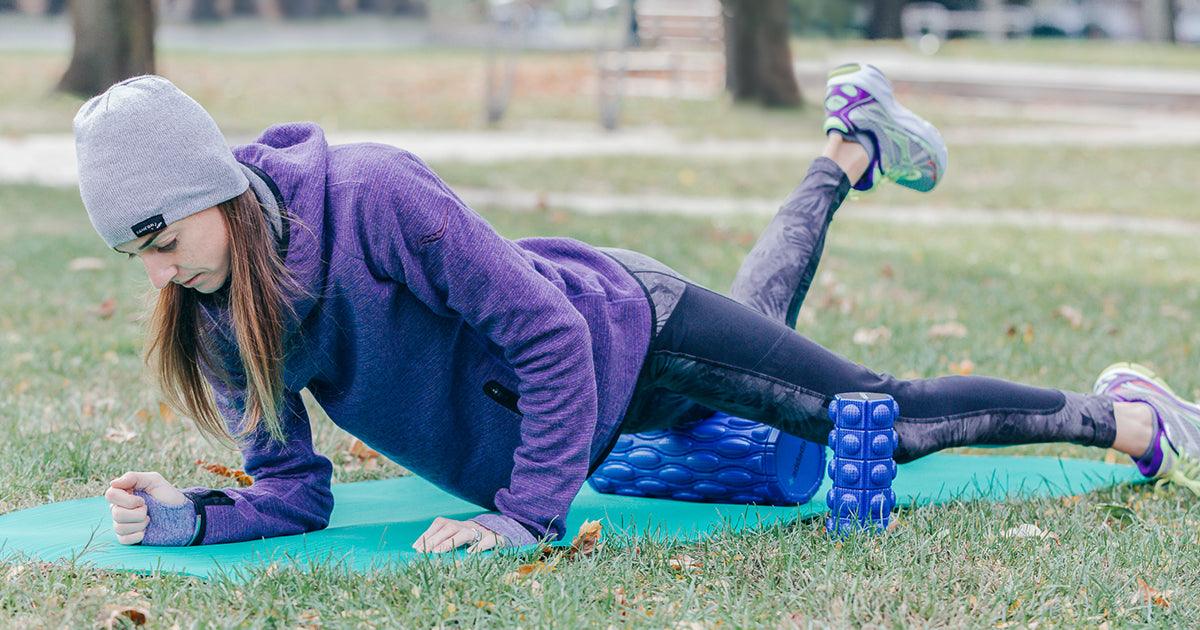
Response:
[0,454,1141,579]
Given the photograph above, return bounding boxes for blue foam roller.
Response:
[826,458,898,489]
[826,515,891,536]
[588,412,826,506]
[826,393,899,537]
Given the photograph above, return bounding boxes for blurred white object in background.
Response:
[917,32,942,55]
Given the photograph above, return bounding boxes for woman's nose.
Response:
[142,256,177,290]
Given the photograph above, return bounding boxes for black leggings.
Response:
[604,158,1116,463]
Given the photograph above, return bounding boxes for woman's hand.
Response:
[104,471,188,545]
[412,517,504,553]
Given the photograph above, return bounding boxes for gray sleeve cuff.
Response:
[469,513,539,548]
[133,491,198,546]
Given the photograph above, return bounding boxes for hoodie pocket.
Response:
[483,380,522,417]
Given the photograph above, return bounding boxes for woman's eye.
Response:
[158,241,177,253]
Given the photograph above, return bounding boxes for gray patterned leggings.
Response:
[603,157,1116,463]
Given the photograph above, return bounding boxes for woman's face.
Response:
[114,206,231,294]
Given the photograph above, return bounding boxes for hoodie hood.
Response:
[230,122,331,330]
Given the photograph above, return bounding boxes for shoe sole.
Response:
[826,63,948,192]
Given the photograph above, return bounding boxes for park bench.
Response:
[595,0,725,128]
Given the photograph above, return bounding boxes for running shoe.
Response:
[823,63,948,193]
[1094,361,1200,495]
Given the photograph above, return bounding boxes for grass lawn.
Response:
[2,178,1199,627]
[4,48,821,137]
[429,142,1200,222]
[6,42,1195,138]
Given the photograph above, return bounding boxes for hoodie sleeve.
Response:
[361,150,597,542]
[186,381,335,545]
[152,345,334,545]
[137,381,334,546]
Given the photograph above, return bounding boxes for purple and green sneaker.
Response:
[823,63,948,193]
[1094,362,1200,495]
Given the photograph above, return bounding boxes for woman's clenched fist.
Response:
[104,471,187,545]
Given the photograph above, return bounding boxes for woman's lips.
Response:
[183,273,201,287]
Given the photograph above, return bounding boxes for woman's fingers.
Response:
[413,517,453,552]
[110,504,147,524]
[412,518,502,553]
[467,528,500,554]
[104,486,145,509]
[116,531,144,546]
[113,520,147,536]
[109,471,164,492]
[432,526,479,553]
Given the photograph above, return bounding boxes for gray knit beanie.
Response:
[73,75,249,248]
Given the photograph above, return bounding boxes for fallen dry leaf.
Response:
[503,559,556,584]
[1000,523,1059,542]
[1054,305,1085,329]
[349,438,380,462]
[157,401,177,423]
[340,438,381,472]
[100,605,148,628]
[1008,323,1036,343]
[297,608,320,630]
[928,321,968,339]
[570,519,603,557]
[133,408,152,423]
[505,520,605,586]
[879,263,895,279]
[94,298,117,320]
[1134,577,1171,608]
[950,359,976,376]
[506,520,604,583]
[104,425,137,444]
[668,554,702,572]
[852,326,891,346]
[67,257,105,272]
[195,459,254,487]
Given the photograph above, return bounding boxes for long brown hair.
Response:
[144,188,301,445]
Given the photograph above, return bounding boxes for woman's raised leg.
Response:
[729,62,947,328]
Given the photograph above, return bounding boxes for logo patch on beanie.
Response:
[131,214,166,237]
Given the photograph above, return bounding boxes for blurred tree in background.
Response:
[57,0,156,98]
[866,0,905,38]
[723,0,802,107]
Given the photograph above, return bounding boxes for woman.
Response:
[83,68,1197,554]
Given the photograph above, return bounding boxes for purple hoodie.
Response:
[145,123,652,546]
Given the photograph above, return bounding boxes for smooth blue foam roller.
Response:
[588,412,826,505]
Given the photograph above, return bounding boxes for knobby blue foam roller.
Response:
[826,393,899,536]
[588,412,826,505]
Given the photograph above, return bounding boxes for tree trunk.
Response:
[867,0,905,40]
[1142,0,1177,43]
[57,0,156,98]
[722,0,801,108]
